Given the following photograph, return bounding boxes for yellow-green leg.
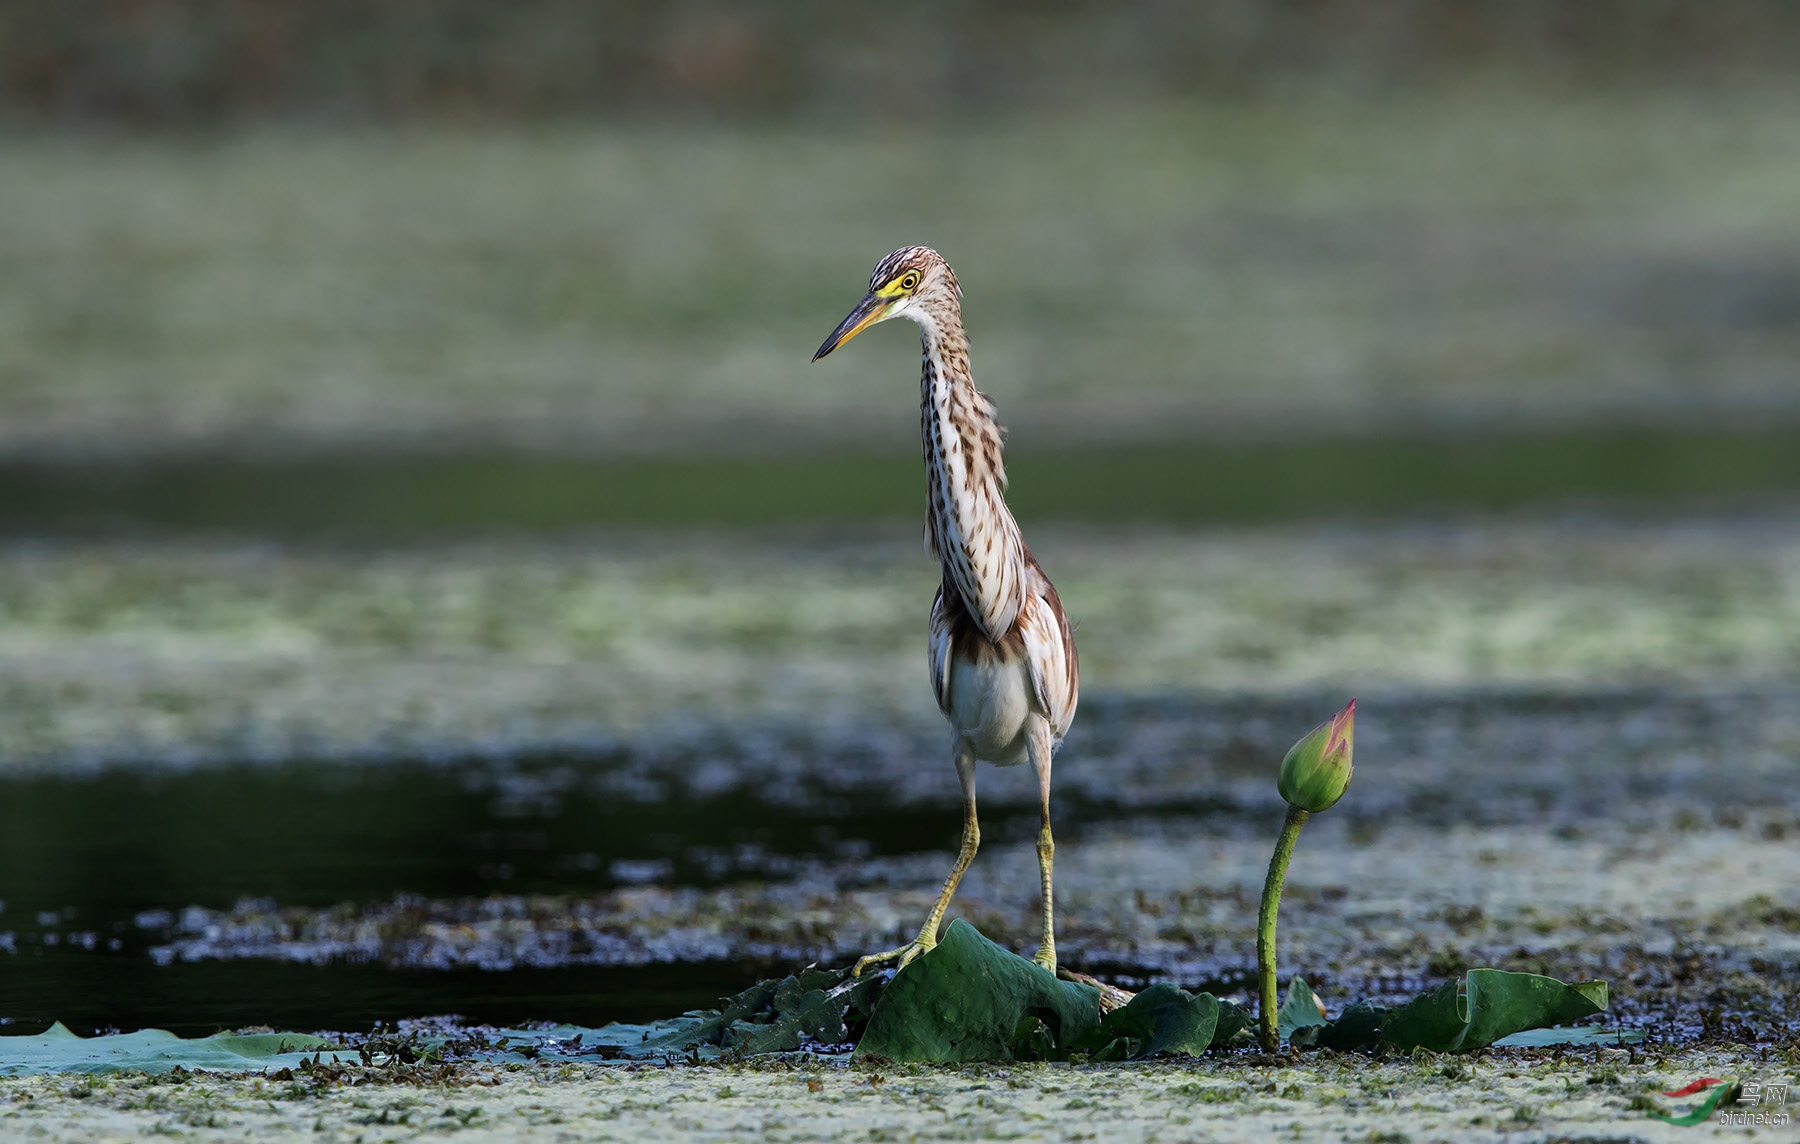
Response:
[1029,717,1057,973]
[854,750,979,976]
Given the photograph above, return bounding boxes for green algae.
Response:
[1,1045,1784,1143]
[1,515,1797,768]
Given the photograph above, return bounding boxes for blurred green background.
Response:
[3,2,1799,477]
[3,0,1800,741]
[1,0,1798,756]
[3,0,1800,1038]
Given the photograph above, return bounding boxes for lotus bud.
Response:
[1276,699,1355,813]
[1257,698,1358,1050]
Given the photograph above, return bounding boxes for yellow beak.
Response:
[812,293,891,361]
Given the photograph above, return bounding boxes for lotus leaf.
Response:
[855,921,1100,1063]
[0,1023,348,1076]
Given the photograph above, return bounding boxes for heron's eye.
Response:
[899,272,920,291]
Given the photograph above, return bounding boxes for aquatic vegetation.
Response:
[0,929,1620,1075]
[1275,701,1355,815]
[1259,701,1356,1049]
[0,1025,346,1077]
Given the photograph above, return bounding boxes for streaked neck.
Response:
[918,318,1026,641]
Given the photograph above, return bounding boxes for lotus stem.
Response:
[1257,803,1310,1051]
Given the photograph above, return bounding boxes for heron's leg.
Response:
[854,748,979,977]
[915,749,981,947]
[1028,715,1057,973]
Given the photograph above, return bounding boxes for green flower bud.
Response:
[1276,699,1356,813]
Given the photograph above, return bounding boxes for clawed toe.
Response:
[853,938,933,978]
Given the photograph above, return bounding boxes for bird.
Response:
[813,246,1079,975]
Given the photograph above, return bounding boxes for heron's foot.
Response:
[1032,944,1057,974]
[853,936,935,978]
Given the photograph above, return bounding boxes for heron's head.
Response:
[812,246,961,361]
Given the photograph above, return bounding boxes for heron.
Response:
[813,246,1079,975]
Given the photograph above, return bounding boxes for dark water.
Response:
[5,424,1800,535]
[0,753,948,1037]
[0,755,954,921]
[0,738,984,1037]
[0,958,766,1040]
[2,686,1794,1038]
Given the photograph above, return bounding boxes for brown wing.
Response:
[927,582,955,718]
[929,562,1077,740]
[1018,559,1079,742]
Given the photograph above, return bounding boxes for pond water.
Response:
[0,752,909,1036]
[3,687,1795,1041]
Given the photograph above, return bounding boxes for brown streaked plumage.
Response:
[814,245,1079,974]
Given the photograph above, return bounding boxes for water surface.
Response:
[3,687,1794,1039]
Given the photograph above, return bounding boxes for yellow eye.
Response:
[899,272,920,291]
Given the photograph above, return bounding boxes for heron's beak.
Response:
[812,293,891,361]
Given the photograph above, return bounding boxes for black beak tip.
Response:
[813,293,880,362]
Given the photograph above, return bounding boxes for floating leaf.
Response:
[1076,984,1220,1061]
[1380,969,1607,1053]
[855,920,1100,1063]
[0,1023,349,1076]
[592,965,883,1060]
[585,1012,724,1060]
[0,965,888,1075]
[1313,999,1389,1051]
[1491,1026,1644,1048]
[1268,970,1612,1055]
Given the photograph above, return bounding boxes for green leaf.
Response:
[0,1023,350,1076]
[1380,969,1608,1053]
[854,920,1101,1063]
[587,1012,725,1060]
[1277,977,1329,1043]
[1570,980,1608,1010]
[595,965,883,1060]
[1212,999,1251,1045]
[1074,984,1220,1060]
[1,966,887,1075]
[1010,1015,1059,1062]
[1313,1000,1389,1052]
[203,1033,344,1058]
[1491,1026,1643,1048]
